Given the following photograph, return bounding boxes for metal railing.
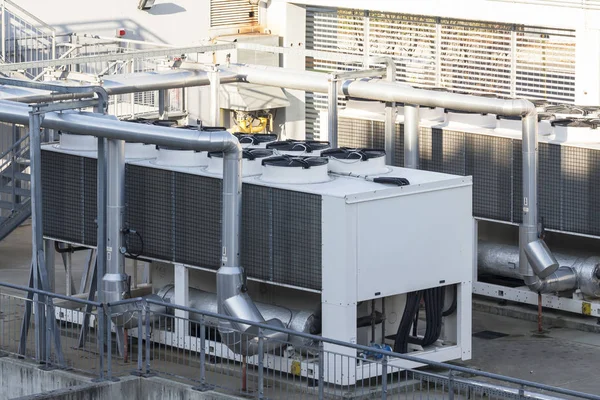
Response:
[1,281,599,400]
[0,0,56,78]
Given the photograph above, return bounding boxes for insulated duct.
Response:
[157,285,320,349]
[0,99,285,356]
[478,242,600,296]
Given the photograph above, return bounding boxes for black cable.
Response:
[123,228,144,259]
[442,285,458,317]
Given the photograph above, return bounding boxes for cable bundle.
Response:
[393,285,457,354]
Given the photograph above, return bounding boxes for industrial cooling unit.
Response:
[41,132,473,385]
[335,100,600,317]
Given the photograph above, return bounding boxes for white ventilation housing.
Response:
[154,147,209,167]
[321,148,389,175]
[206,149,274,176]
[235,134,278,149]
[550,120,600,143]
[259,156,330,184]
[57,133,98,151]
[266,141,331,156]
[125,143,158,159]
[444,109,497,129]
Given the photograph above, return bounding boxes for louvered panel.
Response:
[210,0,258,28]
[440,19,513,97]
[489,0,600,9]
[368,12,437,87]
[515,26,575,103]
[305,6,576,140]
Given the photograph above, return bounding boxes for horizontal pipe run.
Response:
[225,64,536,116]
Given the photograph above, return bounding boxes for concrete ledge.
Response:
[1,357,243,400]
[0,357,87,400]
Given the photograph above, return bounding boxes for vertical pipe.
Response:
[327,76,338,147]
[216,143,243,324]
[29,108,45,361]
[158,90,166,120]
[209,69,220,127]
[102,139,128,304]
[1,0,5,62]
[258,0,267,26]
[403,104,419,169]
[519,114,538,277]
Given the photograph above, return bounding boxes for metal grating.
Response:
[42,153,323,290]
[338,118,600,235]
[210,0,258,28]
[41,151,86,245]
[465,133,513,221]
[272,189,322,289]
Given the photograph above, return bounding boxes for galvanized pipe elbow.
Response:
[523,267,578,294]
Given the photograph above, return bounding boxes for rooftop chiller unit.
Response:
[40,132,473,385]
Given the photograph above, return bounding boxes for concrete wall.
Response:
[0,357,87,400]
[1,357,241,400]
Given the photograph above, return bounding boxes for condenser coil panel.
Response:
[337,116,600,237]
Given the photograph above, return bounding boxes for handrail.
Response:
[0,281,102,307]
[2,0,56,34]
[0,132,28,161]
[137,296,597,400]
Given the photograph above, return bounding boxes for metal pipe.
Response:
[209,68,220,126]
[327,75,338,147]
[478,242,600,296]
[103,139,127,305]
[222,63,550,286]
[0,98,281,354]
[157,285,319,349]
[403,104,419,168]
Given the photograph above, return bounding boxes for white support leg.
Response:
[174,264,189,344]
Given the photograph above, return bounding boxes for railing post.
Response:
[44,296,51,367]
[136,303,143,375]
[144,301,151,375]
[519,384,526,400]
[1,0,5,62]
[448,370,455,400]
[381,356,388,400]
[193,314,213,392]
[200,315,206,385]
[318,341,325,399]
[257,328,264,400]
[96,304,105,381]
[106,303,112,380]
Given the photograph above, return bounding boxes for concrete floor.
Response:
[2,224,600,397]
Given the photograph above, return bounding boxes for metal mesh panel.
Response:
[419,128,466,175]
[41,150,85,244]
[272,189,322,289]
[512,140,523,224]
[242,184,273,282]
[538,142,562,230]
[465,133,513,221]
[126,165,175,262]
[82,158,97,246]
[174,174,222,269]
[561,147,600,236]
